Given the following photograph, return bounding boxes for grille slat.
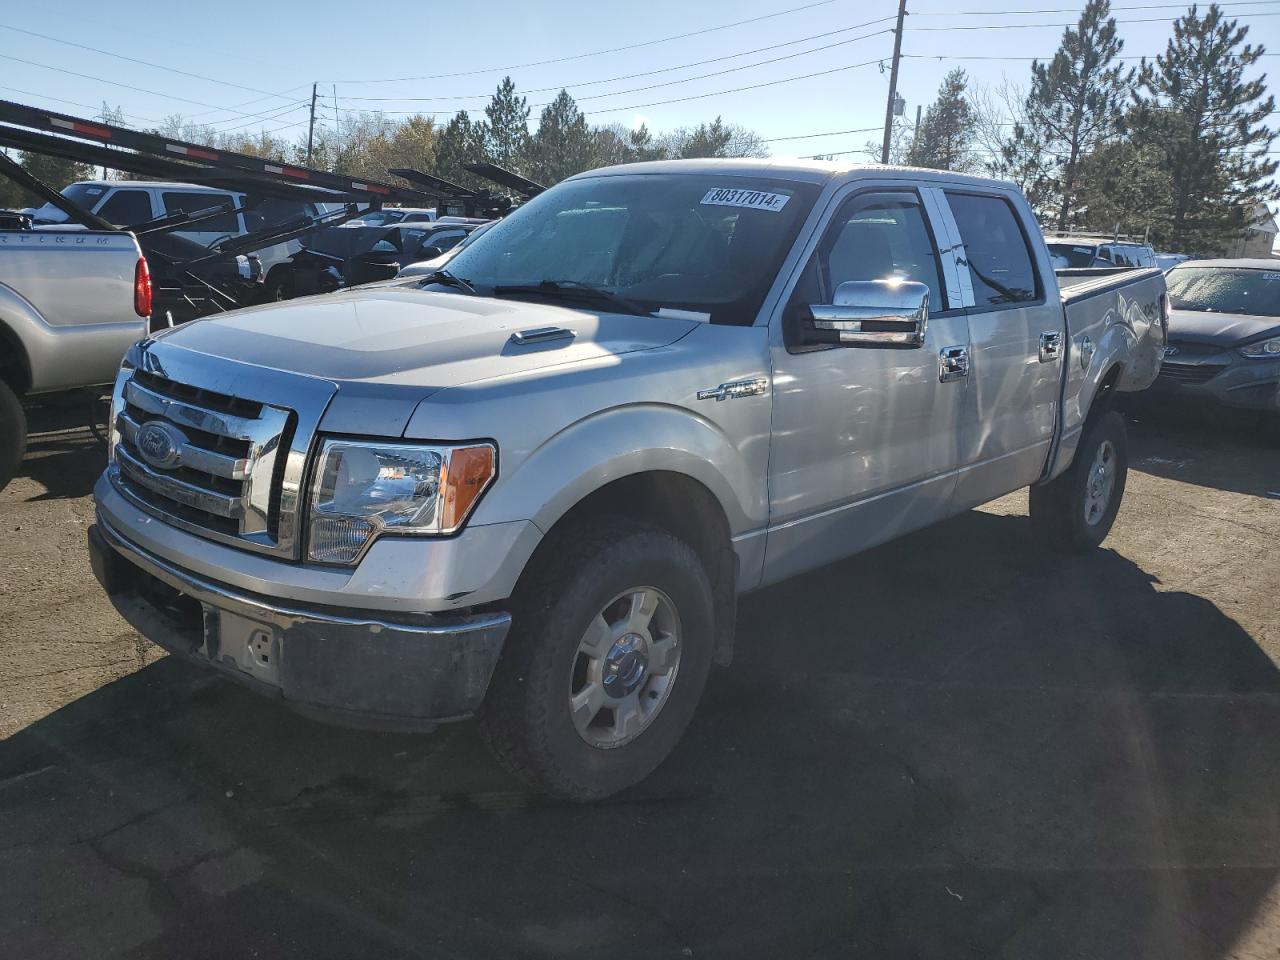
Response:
[112,372,294,553]
[1158,361,1223,385]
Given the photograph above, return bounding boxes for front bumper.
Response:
[1149,352,1280,412]
[89,517,512,730]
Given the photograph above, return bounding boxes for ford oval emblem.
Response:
[135,420,186,470]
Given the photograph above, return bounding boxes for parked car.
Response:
[398,219,496,276]
[88,159,1166,800]
[1149,258,1280,415]
[29,180,325,280]
[266,220,481,298]
[342,206,438,227]
[1046,236,1157,270]
[0,226,149,490]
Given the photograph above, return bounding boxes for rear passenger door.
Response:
[942,190,1063,509]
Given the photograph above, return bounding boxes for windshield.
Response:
[1166,266,1280,316]
[444,173,820,324]
[1046,242,1098,269]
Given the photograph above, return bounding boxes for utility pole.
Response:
[306,83,318,165]
[913,103,922,143]
[880,0,908,165]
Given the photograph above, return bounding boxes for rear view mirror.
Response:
[418,244,445,260]
[805,279,929,347]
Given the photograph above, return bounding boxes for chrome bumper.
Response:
[89,515,512,730]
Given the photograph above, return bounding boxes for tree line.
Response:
[885,0,1276,254]
[1,0,1273,256]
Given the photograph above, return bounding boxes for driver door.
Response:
[762,187,970,585]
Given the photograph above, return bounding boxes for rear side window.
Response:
[946,193,1039,307]
[162,192,239,234]
[95,189,153,227]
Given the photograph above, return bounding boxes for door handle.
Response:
[939,345,969,383]
[1039,331,1064,362]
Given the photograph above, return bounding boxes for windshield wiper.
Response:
[492,280,648,317]
[417,269,475,294]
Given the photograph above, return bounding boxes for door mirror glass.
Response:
[805,279,929,347]
[418,244,445,260]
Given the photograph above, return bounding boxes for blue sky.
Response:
[1,0,1277,160]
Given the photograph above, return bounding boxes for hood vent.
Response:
[509,326,575,346]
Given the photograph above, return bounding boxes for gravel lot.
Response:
[1,401,1277,959]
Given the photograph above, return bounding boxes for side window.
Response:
[95,189,153,227]
[802,192,946,315]
[1113,246,1136,268]
[162,192,240,234]
[430,230,467,251]
[946,193,1039,307]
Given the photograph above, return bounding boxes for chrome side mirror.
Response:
[805,279,929,348]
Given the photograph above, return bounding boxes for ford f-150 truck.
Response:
[88,160,1167,800]
[0,228,150,490]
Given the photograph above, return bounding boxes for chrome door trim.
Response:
[919,186,969,310]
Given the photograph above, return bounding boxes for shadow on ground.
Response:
[1,511,1277,959]
[1123,396,1280,499]
[14,400,107,502]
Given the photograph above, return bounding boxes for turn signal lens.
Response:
[440,444,497,531]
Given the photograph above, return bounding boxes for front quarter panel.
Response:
[403,322,774,581]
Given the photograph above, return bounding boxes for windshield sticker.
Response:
[700,188,790,212]
[1262,273,1280,281]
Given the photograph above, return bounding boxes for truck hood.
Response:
[1167,308,1280,348]
[157,286,699,391]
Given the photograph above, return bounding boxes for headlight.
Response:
[1240,337,1280,358]
[307,439,496,564]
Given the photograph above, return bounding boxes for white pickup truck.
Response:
[88,160,1167,799]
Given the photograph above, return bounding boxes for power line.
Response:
[905,52,1280,60]
[914,0,1280,13]
[762,126,883,142]
[327,0,848,84]
[580,57,886,117]
[0,85,161,126]
[906,10,1280,29]
[0,53,243,111]
[0,22,298,103]
[339,18,896,103]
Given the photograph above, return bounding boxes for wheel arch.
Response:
[516,470,740,666]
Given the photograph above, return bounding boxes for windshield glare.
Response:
[443,173,819,324]
[1167,266,1280,316]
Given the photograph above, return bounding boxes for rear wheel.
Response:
[0,378,27,493]
[479,517,715,801]
[1029,410,1128,553]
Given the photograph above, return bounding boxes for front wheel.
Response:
[479,517,716,801]
[1029,409,1129,553]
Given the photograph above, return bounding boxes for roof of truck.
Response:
[565,157,1019,190]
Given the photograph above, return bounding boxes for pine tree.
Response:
[1000,0,1133,230]
[527,90,598,185]
[906,69,973,171]
[1133,3,1278,253]
[481,77,530,172]
[432,111,488,190]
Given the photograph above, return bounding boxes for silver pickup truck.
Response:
[88,160,1167,800]
[0,228,149,489]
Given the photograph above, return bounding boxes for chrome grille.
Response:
[111,372,295,550]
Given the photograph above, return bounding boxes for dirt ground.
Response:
[1,400,1277,960]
